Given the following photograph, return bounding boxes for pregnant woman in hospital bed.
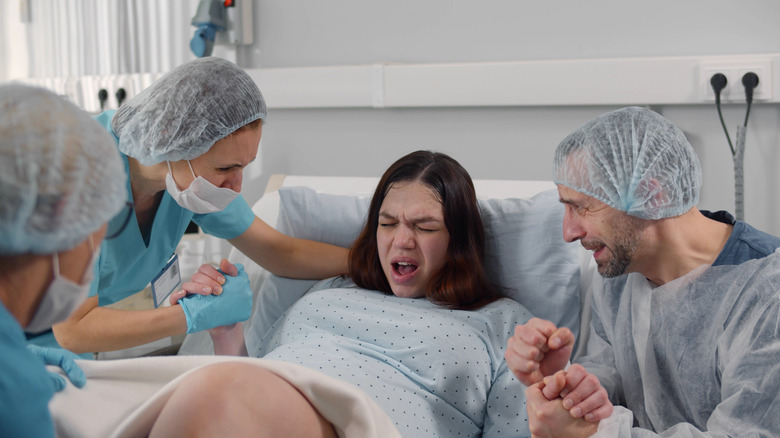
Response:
[164,150,611,437]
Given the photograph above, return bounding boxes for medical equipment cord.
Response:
[710,74,735,155]
[710,72,759,221]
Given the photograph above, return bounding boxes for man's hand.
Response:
[527,380,599,438]
[505,317,575,386]
[539,366,613,422]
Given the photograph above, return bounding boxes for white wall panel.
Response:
[245,54,780,109]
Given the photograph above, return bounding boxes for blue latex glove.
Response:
[179,263,252,334]
[26,344,87,392]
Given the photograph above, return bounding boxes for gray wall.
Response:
[234,1,780,236]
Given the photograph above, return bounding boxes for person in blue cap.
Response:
[34,57,348,355]
[506,107,780,436]
[0,84,127,436]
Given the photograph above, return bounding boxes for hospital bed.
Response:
[50,175,600,437]
[179,174,599,360]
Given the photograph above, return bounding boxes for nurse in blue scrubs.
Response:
[0,84,127,436]
[42,57,349,355]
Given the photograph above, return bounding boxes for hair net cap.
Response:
[0,84,127,255]
[112,57,266,165]
[553,107,702,220]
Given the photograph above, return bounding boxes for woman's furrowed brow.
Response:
[411,215,443,224]
[379,211,442,224]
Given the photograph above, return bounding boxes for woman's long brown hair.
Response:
[349,150,502,310]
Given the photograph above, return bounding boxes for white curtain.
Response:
[26,0,196,78]
[19,0,199,112]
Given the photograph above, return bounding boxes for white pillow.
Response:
[277,187,371,247]
[245,186,583,349]
[480,191,582,339]
[244,189,370,348]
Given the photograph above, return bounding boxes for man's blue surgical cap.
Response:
[112,57,267,165]
[0,84,126,254]
[553,107,702,220]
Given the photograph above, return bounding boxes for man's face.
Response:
[557,185,647,278]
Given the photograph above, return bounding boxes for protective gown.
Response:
[579,249,780,437]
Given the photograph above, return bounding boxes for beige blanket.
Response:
[49,356,400,438]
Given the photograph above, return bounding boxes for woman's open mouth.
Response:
[391,259,419,283]
[393,261,418,276]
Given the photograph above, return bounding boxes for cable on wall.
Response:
[710,71,759,221]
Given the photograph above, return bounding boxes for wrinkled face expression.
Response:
[558,185,646,278]
[169,125,262,193]
[377,181,450,298]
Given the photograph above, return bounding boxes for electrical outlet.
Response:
[699,60,773,102]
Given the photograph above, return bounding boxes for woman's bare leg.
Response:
[149,362,337,438]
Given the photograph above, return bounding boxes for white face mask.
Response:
[165,161,239,214]
[26,239,98,334]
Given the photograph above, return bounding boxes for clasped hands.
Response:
[505,317,612,438]
[168,258,241,304]
[169,259,252,334]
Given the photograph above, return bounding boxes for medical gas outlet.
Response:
[190,0,253,58]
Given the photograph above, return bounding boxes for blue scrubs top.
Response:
[702,210,780,265]
[90,110,256,306]
[26,112,255,351]
[0,303,56,437]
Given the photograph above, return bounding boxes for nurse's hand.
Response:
[27,344,87,392]
[505,317,574,386]
[178,263,252,334]
[169,259,241,304]
[539,365,613,422]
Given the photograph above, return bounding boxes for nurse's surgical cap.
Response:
[112,57,266,165]
[553,107,702,220]
[0,84,126,255]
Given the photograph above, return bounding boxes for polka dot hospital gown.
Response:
[249,277,533,437]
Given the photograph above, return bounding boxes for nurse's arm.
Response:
[52,295,188,354]
[229,217,348,279]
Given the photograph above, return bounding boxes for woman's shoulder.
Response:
[465,297,534,331]
[481,296,533,315]
[307,276,358,293]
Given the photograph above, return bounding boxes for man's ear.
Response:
[635,177,668,217]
